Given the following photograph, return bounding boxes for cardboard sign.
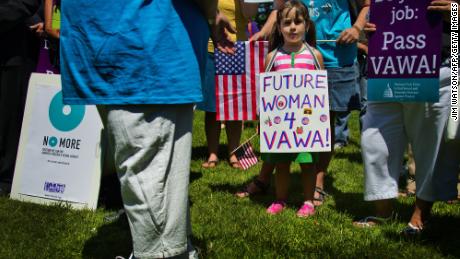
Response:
[368,0,443,102]
[259,70,331,153]
[11,74,102,210]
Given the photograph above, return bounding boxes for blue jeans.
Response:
[335,111,350,145]
[196,53,216,112]
[334,57,367,144]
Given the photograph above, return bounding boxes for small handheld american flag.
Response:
[215,41,268,121]
[234,141,258,170]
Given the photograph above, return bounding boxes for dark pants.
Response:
[0,62,34,182]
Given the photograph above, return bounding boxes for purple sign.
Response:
[368,0,443,102]
[36,39,60,74]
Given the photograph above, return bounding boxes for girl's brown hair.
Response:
[268,0,316,51]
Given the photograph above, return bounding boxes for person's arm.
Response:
[193,0,218,21]
[194,0,236,54]
[250,0,285,41]
[0,0,40,33]
[353,0,370,33]
[337,0,370,45]
[213,12,237,54]
[25,1,45,38]
[250,9,277,41]
[24,6,42,27]
[240,0,259,19]
[44,0,59,39]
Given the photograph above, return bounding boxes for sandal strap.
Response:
[315,187,328,197]
[401,222,424,236]
[361,216,392,223]
[408,222,423,231]
[314,187,328,202]
[355,215,393,228]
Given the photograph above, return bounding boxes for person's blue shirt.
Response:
[304,0,357,68]
[60,0,209,104]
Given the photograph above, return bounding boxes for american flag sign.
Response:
[215,41,269,121]
[234,142,258,170]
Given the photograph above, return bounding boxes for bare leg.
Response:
[314,112,335,205]
[374,199,393,218]
[226,120,242,166]
[202,112,220,167]
[236,162,275,198]
[300,163,316,203]
[275,163,290,201]
[409,197,433,228]
[258,162,274,184]
[353,199,393,227]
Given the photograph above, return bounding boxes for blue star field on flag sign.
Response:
[215,41,246,75]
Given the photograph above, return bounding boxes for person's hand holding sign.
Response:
[428,0,456,12]
[365,0,457,32]
[363,22,377,33]
[337,0,370,44]
[428,0,457,20]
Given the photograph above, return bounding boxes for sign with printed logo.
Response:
[10,73,102,210]
[259,70,331,153]
[368,0,443,102]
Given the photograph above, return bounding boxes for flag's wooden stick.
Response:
[230,132,258,155]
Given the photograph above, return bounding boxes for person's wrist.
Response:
[352,24,362,33]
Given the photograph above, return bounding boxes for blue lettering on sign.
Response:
[43,181,66,194]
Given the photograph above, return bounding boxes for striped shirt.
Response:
[272,47,316,72]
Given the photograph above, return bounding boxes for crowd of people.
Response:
[0,0,458,258]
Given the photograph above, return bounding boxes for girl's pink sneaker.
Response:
[266,201,286,215]
[297,201,315,217]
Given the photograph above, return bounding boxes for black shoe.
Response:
[401,222,425,238]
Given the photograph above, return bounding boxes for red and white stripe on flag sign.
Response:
[235,142,258,170]
[215,41,268,121]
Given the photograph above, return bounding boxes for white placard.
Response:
[10,73,102,210]
[259,70,331,153]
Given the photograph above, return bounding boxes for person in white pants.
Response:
[356,0,455,235]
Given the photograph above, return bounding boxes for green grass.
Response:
[0,111,459,258]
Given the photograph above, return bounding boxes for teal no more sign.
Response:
[49,91,85,132]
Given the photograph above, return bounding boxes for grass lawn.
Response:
[0,111,459,258]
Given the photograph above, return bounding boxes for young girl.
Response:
[263,0,324,217]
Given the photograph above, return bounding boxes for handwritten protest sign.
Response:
[259,70,331,153]
[368,0,443,102]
